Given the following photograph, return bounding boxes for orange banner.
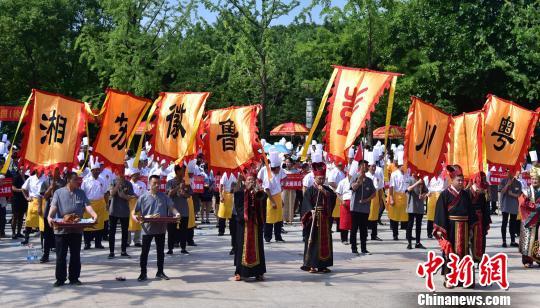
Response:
[324,66,399,164]
[448,111,484,179]
[19,89,87,172]
[93,89,151,173]
[404,97,452,177]
[202,105,262,173]
[149,92,209,164]
[483,95,538,171]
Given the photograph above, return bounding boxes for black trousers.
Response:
[42,204,55,258]
[264,221,283,242]
[501,212,518,243]
[350,212,369,251]
[55,233,82,282]
[0,206,6,235]
[140,233,165,274]
[427,220,434,238]
[369,220,378,238]
[11,203,26,235]
[330,217,348,242]
[490,201,498,213]
[406,213,423,244]
[219,216,237,248]
[390,220,400,237]
[109,216,129,254]
[168,217,188,251]
[188,228,195,244]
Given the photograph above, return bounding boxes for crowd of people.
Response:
[0,140,539,289]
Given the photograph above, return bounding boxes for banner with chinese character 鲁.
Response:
[404,97,452,177]
[448,111,484,179]
[202,105,262,173]
[93,89,151,173]
[149,92,209,164]
[19,89,87,172]
[483,95,538,171]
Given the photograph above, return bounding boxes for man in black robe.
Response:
[433,165,477,288]
[301,162,335,273]
[233,172,266,281]
[467,172,491,263]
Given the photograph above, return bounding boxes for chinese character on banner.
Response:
[109,112,128,150]
[445,253,474,288]
[39,110,68,145]
[416,251,445,292]
[479,253,509,290]
[166,103,187,139]
[216,119,239,151]
[490,116,515,151]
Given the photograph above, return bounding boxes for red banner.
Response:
[281,173,304,190]
[489,171,531,186]
[0,178,13,197]
[192,175,205,193]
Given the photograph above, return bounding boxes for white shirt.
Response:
[99,168,116,188]
[22,174,47,198]
[82,176,108,200]
[336,177,352,201]
[428,176,446,193]
[131,180,147,197]
[220,172,237,192]
[303,172,314,188]
[328,167,346,187]
[366,166,384,190]
[263,169,286,196]
[390,169,409,193]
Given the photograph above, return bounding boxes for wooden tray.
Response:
[141,217,180,223]
[53,221,96,228]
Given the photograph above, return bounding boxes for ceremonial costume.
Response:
[467,175,491,263]
[519,184,540,266]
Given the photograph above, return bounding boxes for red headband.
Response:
[312,162,326,177]
[446,165,463,179]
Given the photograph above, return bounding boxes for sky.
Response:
[195,0,348,25]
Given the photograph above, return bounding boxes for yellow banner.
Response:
[150,92,209,163]
[404,97,451,177]
[93,89,151,173]
[19,89,87,172]
[202,105,261,173]
[483,95,538,171]
[383,76,397,181]
[448,112,484,179]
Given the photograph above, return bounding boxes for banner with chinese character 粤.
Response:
[448,111,484,179]
[202,105,262,173]
[19,89,87,172]
[149,92,209,164]
[404,97,452,177]
[324,66,399,164]
[93,89,151,173]
[483,95,538,171]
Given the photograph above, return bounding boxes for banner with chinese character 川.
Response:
[19,89,87,172]
[448,111,484,179]
[404,97,452,177]
[324,66,399,164]
[149,92,209,164]
[93,89,151,173]
[483,95,538,171]
[202,105,262,173]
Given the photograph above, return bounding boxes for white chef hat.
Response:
[279,137,286,145]
[187,159,198,173]
[530,150,538,162]
[311,140,317,146]
[397,144,404,151]
[126,167,140,177]
[145,141,152,152]
[0,142,5,155]
[285,141,293,150]
[269,151,281,168]
[90,160,101,170]
[365,151,375,166]
[82,137,89,146]
[396,150,404,166]
[2,134,8,143]
[348,146,355,158]
[348,161,359,177]
[77,152,85,162]
[261,139,267,147]
[140,150,148,161]
[312,150,323,163]
[391,143,397,151]
[160,159,167,165]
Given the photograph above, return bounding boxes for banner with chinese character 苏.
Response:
[404,97,452,177]
[323,66,400,164]
[483,95,538,171]
[448,111,484,179]
[93,89,151,173]
[19,89,87,172]
[202,105,262,173]
[149,92,209,164]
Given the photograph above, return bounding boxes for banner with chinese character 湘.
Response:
[483,95,538,171]
[149,92,209,164]
[448,111,484,179]
[93,89,151,173]
[19,89,87,172]
[404,97,452,177]
[202,105,262,173]
[324,66,400,164]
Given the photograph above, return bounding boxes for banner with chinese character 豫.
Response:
[448,111,484,179]
[149,92,209,164]
[202,105,262,173]
[323,66,400,164]
[483,95,538,171]
[92,89,151,173]
[404,97,452,177]
[19,89,87,172]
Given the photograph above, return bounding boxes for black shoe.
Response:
[102,236,109,241]
[187,242,197,246]
[156,272,170,280]
[108,253,115,259]
[218,233,224,236]
[393,236,399,241]
[371,236,383,241]
[415,243,426,249]
[180,250,189,255]
[361,250,371,255]
[39,256,49,263]
[137,273,147,282]
[427,235,433,239]
[166,250,173,255]
[84,244,91,250]
[352,249,359,255]
[134,243,142,247]
[174,243,180,248]
[407,243,413,249]
[53,280,65,287]
[69,279,82,286]
[16,233,24,238]
[502,242,507,248]
[120,252,131,258]
[229,249,235,255]
[12,235,17,240]
[265,239,271,243]
[95,245,105,249]
[281,228,288,234]
[510,242,519,247]
[275,239,285,242]
[20,240,29,245]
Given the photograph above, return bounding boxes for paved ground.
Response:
[1,212,539,307]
